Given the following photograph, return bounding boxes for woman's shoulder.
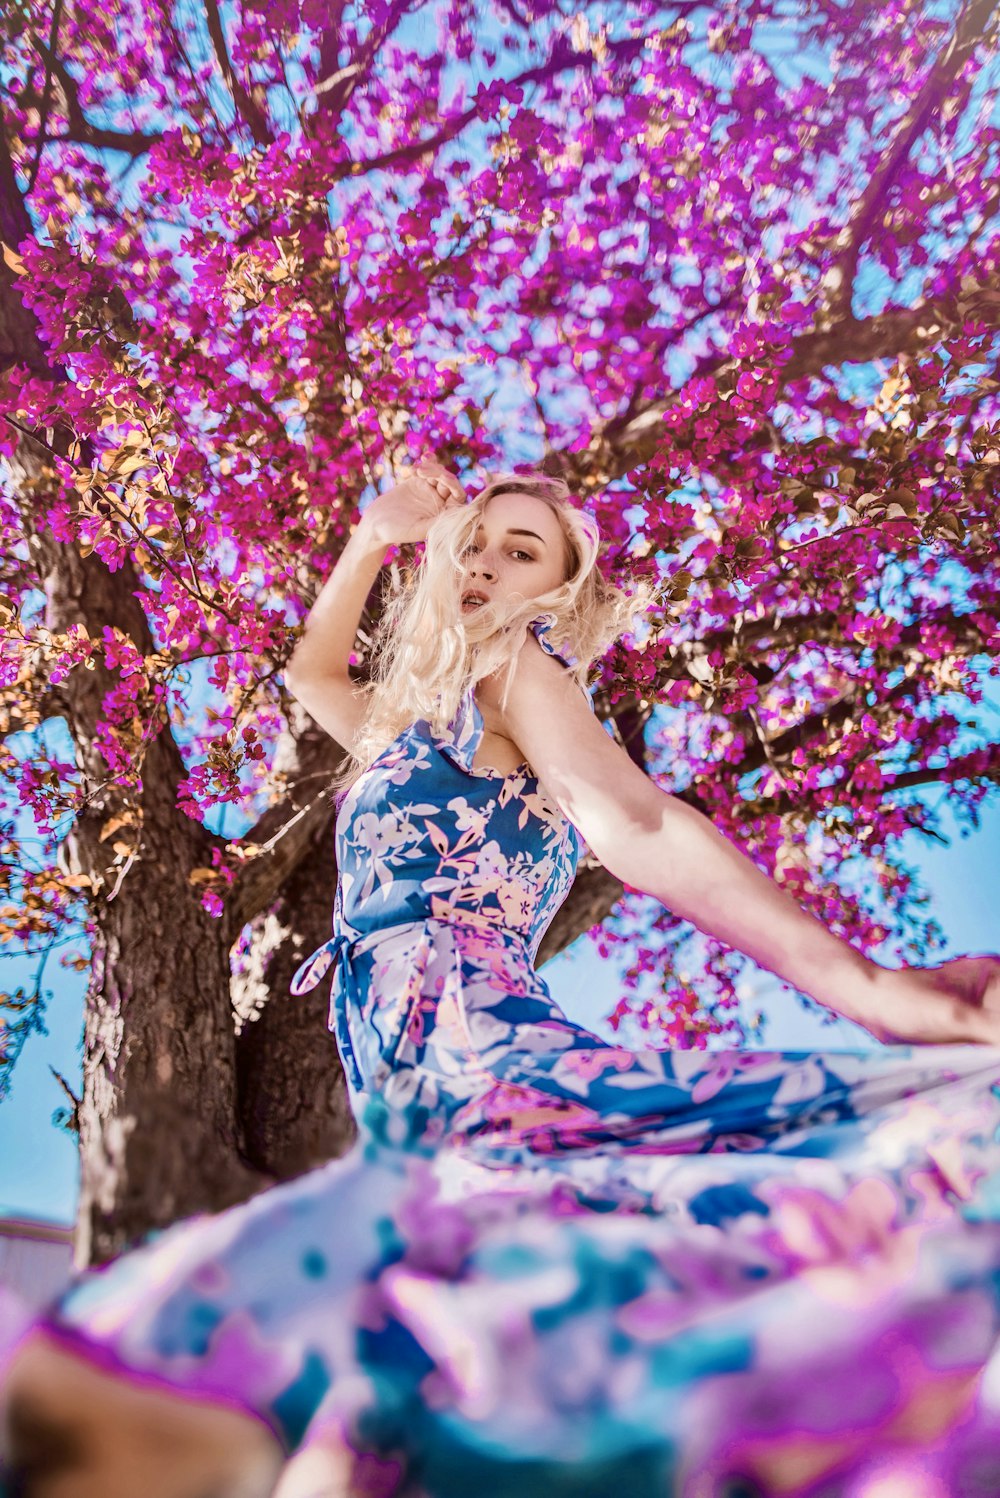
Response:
[526,614,595,712]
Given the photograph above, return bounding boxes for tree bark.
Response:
[75,856,265,1265]
[14,437,265,1264]
[234,795,356,1180]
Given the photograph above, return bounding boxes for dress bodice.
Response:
[332,713,580,962]
[287,617,586,1098]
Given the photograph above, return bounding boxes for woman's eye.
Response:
[512,549,534,562]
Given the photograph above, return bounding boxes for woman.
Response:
[5,463,1000,1498]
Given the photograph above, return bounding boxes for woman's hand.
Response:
[893,955,1000,1033]
[844,955,1000,1046]
[360,462,466,549]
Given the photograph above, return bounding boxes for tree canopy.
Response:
[1,0,999,1257]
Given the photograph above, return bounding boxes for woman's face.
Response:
[460,492,571,615]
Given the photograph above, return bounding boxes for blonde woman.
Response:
[5,462,1000,1498]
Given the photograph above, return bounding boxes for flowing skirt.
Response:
[32,921,1000,1495]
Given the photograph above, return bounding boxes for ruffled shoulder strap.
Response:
[528,613,595,711]
[432,684,483,775]
[528,611,578,669]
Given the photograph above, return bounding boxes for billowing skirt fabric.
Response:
[38,922,1000,1496]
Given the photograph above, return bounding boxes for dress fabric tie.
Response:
[290,916,531,1096]
[289,929,360,1090]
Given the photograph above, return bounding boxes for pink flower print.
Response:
[761,1175,922,1308]
[184,1306,303,1410]
[477,1080,597,1143]
[496,877,534,927]
[516,789,564,833]
[404,992,439,1049]
[473,942,527,997]
[615,1289,685,1344]
[706,1132,769,1153]
[690,1051,790,1106]
[560,1048,636,1084]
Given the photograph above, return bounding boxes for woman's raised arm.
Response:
[285,463,464,751]
[500,631,1000,1048]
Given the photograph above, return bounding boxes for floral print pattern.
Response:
[40,618,1000,1495]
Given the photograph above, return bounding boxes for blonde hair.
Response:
[338,472,644,787]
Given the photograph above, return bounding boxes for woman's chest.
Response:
[471,725,527,777]
[335,728,579,901]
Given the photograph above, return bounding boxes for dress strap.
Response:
[433,615,592,775]
[528,613,595,711]
[528,612,578,669]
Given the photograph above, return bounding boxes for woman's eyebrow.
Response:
[472,524,547,546]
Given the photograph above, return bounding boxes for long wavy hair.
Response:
[338,472,644,788]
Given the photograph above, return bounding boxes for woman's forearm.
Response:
[616,796,1000,1044]
[285,520,388,685]
[616,795,886,1034]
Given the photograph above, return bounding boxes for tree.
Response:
[1,0,999,1262]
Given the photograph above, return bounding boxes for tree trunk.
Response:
[234,806,356,1180]
[75,851,264,1266]
[15,433,266,1265]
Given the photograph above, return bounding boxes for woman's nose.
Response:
[470,557,496,581]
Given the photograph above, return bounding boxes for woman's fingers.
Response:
[413,462,465,505]
[414,475,456,512]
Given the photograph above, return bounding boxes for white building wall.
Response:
[0,1217,74,1313]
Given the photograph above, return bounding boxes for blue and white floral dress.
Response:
[40,621,1000,1494]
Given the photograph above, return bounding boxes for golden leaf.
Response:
[1,242,26,276]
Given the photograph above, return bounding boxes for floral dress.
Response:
[39,621,1000,1495]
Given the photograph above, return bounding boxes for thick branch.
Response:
[311,0,412,125]
[594,278,1000,479]
[677,601,998,686]
[27,36,163,157]
[337,33,647,179]
[203,0,274,146]
[25,0,63,192]
[226,712,344,935]
[834,0,999,311]
[0,118,54,377]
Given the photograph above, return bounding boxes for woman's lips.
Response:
[461,591,488,611]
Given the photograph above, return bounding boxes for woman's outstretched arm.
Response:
[500,632,1000,1047]
[285,463,463,751]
